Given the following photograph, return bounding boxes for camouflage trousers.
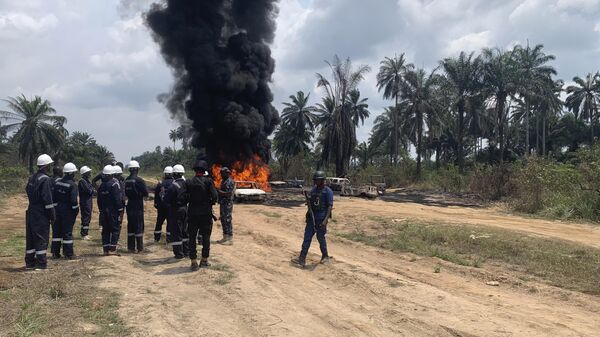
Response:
[219,201,233,236]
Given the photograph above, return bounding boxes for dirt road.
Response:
[2,191,600,336]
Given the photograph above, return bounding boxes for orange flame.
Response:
[212,155,271,192]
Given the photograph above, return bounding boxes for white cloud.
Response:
[0,12,57,38]
[445,31,492,55]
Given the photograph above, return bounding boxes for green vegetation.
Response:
[210,264,235,286]
[340,220,600,294]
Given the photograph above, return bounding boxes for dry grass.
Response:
[339,220,600,295]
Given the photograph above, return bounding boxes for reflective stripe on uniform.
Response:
[45,204,55,209]
[169,241,182,246]
[53,203,58,207]
[62,240,73,244]
[36,250,47,255]
[102,244,111,247]
[135,234,143,237]
[26,249,36,254]
[52,238,63,242]
[166,232,171,235]
[127,233,135,236]
[72,205,79,209]
[56,182,71,188]
[82,226,89,229]
[154,231,162,234]
[182,238,189,242]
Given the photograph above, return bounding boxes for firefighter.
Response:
[165,164,189,259]
[186,160,218,271]
[124,160,149,253]
[25,154,56,270]
[78,166,94,239]
[153,166,173,242]
[98,165,124,255]
[217,167,235,245]
[292,170,333,268]
[51,162,79,259]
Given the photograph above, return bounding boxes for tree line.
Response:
[0,95,114,172]
[273,44,600,179]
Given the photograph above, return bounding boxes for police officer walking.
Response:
[98,165,124,255]
[217,167,235,245]
[165,164,189,259]
[51,162,79,259]
[124,160,148,253]
[292,171,333,268]
[25,154,56,269]
[78,166,94,240]
[153,166,173,242]
[186,160,218,271]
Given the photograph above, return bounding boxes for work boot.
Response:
[190,259,199,271]
[320,255,330,264]
[291,256,306,268]
[52,253,61,259]
[217,235,232,245]
[200,258,211,267]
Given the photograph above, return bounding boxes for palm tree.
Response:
[440,51,483,171]
[316,56,371,176]
[346,89,370,127]
[513,43,556,155]
[354,141,381,169]
[273,123,311,173]
[481,48,519,161]
[0,95,67,172]
[169,129,178,151]
[281,91,318,138]
[376,54,412,163]
[565,72,600,144]
[399,68,441,178]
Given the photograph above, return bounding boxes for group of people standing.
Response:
[24,153,236,271]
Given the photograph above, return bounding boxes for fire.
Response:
[212,155,271,192]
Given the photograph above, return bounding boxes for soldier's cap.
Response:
[220,167,231,173]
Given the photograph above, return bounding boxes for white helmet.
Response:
[113,165,123,174]
[80,166,92,175]
[173,164,185,174]
[164,166,174,174]
[128,160,140,169]
[63,162,77,174]
[36,154,54,166]
[102,165,114,175]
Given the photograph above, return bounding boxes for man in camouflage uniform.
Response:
[217,167,235,245]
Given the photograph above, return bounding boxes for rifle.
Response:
[301,186,317,230]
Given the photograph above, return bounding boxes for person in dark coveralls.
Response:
[124,160,149,253]
[25,154,56,270]
[153,166,173,242]
[112,165,126,230]
[51,162,79,259]
[217,167,235,245]
[292,171,333,268]
[186,160,218,271]
[78,166,94,240]
[92,160,116,189]
[165,164,189,259]
[97,165,124,255]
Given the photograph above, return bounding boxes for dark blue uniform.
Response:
[186,174,218,260]
[51,177,79,258]
[153,177,173,242]
[219,177,235,237]
[98,178,124,253]
[300,186,333,259]
[78,177,94,237]
[125,174,148,252]
[25,171,55,269]
[165,178,189,258]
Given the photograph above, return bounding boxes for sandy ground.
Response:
[2,190,600,336]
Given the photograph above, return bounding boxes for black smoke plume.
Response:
[146,0,280,166]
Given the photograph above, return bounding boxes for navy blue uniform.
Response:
[51,177,79,258]
[153,177,173,242]
[125,174,148,252]
[300,186,333,259]
[78,177,94,236]
[186,174,218,260]
[25,171,55,269]
[219,177,235,237]
[98,178,124,253]
[165,178,189,258]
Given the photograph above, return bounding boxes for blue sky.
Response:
[1,0,599,162]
